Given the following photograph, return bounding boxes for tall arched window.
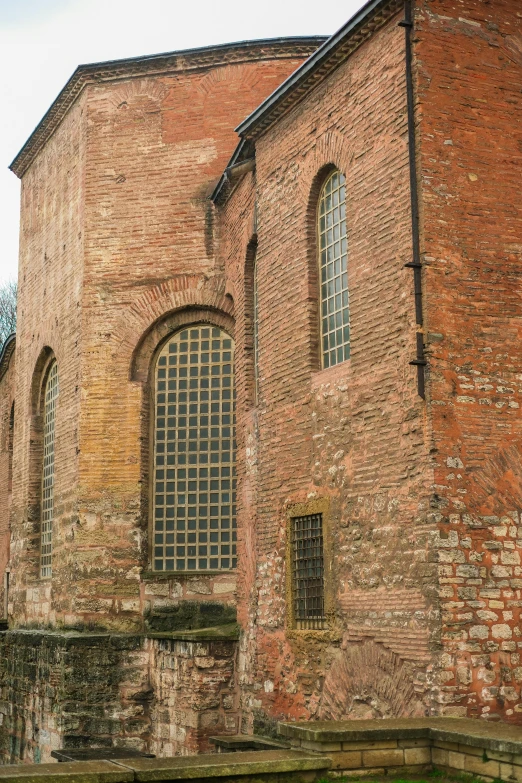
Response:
[318,170,349,368]
[152,325,236,572]
[41,362,59,579]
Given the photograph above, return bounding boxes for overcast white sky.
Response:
[0,0,366,285]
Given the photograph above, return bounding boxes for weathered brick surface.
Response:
[218,12,437,733]
[5,42,315,629]
[414,0,522,721]
[0,41,318,761]
[9,94,86,627]
[1,0,522,762]
[0,350,15,616]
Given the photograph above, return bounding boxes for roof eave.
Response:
[9,36,327,179]
[236,0,402,139]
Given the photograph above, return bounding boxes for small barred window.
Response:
[41,362,59,579]
[291,513,325,629]
[152,325,237,572]
[318,170,349,368]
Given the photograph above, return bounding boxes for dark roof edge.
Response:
[211,139,255,205]
[236,0,402,139]
[0,334,16,383]
[9,36,327,180]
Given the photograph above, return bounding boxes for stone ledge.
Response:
[1,626,239,643]
[146,623,240,641]
[278,718,432,744]
[0,759,133,782]
[278,717,522,755]
[0,750,330,783]
[111,749,331,781]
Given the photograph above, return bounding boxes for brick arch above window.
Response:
[106,274,233,383]
[131,307,235,384]
[295,129,353,201]
[30,346,57,416]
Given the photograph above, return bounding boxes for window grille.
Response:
[291,513,325,629]
[41,362,59,579]
[253,255,260,402]
[152,325,236,572]
[319,170,349,368]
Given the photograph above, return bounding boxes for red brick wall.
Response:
[9,95,87,626]
[7,44,318,631]
[73,50,315,630]
[219,14,438,732]
[415,0,522,721]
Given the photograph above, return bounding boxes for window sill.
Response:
[142,570,236,580]
[286,626,339,642]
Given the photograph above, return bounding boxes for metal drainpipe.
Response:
[400,0,426,399]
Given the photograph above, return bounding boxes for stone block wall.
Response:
[148,636,239,757]
[280,717,522,781]
[0,629,239,764]
[0,631,150,764]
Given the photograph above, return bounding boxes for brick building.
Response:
[0,0,521,765]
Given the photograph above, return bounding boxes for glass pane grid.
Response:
[319,171,350,369]
[153,325,236,572]
[41,362,58,579]
[291,513,325,630]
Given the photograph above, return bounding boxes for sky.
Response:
[0,0,367,285]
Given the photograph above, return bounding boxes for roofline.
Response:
[236,0,402,139]
[210,138,255,204]
[0,333,15,383]
[9,36,327,179]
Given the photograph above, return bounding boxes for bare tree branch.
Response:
[0,280,17,349]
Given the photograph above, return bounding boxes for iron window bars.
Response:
[319,170,350,368]
[291,513,325,629]
[153,325,237,572]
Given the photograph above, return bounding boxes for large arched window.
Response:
[41,361,59,579]
[152,325,236,572]
[318,170,349,368]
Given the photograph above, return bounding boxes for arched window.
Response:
[152,325,236,572]
[41,362,59,579]
[318,170,349,368]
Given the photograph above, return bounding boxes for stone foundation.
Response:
[2,718,522,782]
[279,717,522,781]
[0,628,238,764]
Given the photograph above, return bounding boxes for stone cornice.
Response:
[236,0,403,140]
[9,37,326,179]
